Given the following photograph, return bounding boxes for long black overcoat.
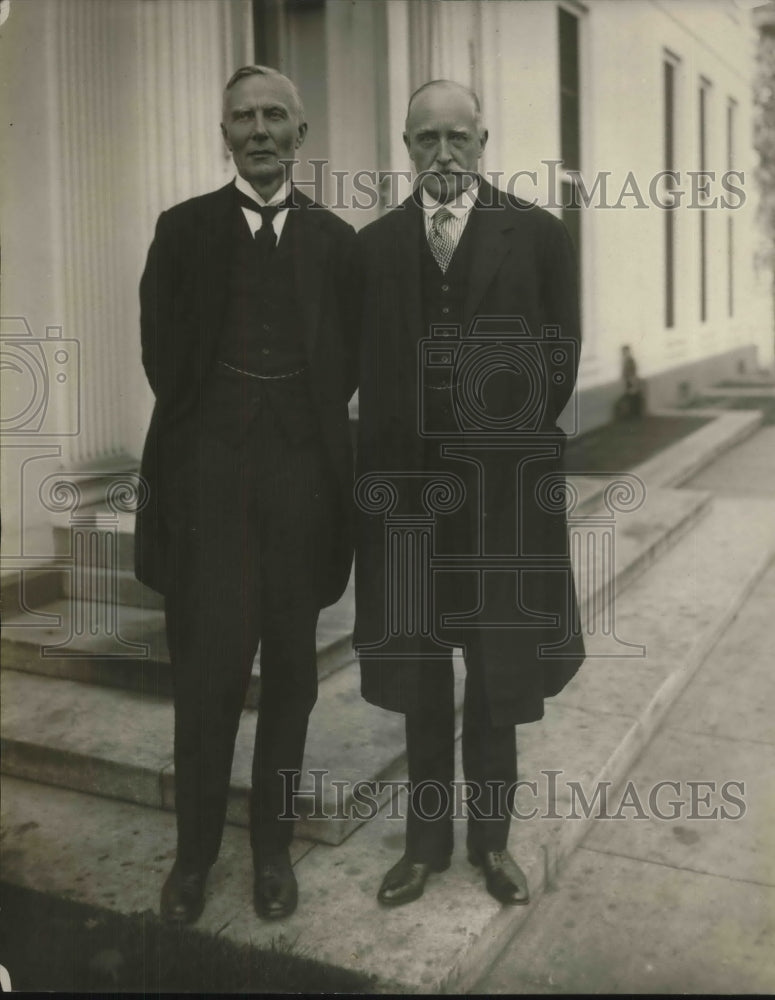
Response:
[354,181,585,726]
[135,182,359,608]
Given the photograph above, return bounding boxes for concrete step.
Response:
[1,487,710,694]
[1,573,357,705]
[10,404,755,621]
[565,408,761,512]
[2,404,752,698]
[52,510,137,574]
[0,652,462,847]
[701,384,775,397]
[59,566,166,611]
[0,487,710,849]
[3,493,775,991]
[632,408,762,490]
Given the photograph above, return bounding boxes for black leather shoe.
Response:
[254,852,298,920]
[377,854,451,907]
[468,847,530,905]
[160,863,208,924]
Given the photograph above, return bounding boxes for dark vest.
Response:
[217,206,307,376]
[419,209,477,341]
[419,209,478,441]
[213,205,316,446]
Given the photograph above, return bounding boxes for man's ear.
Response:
[479,128,489,155]
[220,122,231,151]
[402,131,412,157]
[296,121,308,148]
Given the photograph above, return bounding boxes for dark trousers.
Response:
[400,411,518,862]
[162,371,334,872]
[404,641,517,863]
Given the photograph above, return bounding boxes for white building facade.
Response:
[1,0,771,565]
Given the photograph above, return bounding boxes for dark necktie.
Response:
[235,189,295,253]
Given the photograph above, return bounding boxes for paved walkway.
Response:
[478,426,775,994]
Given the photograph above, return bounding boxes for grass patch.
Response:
[563,414,711,474]
[0,881,375,993]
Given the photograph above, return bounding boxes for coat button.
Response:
[262,348,270,355]
[442,306,450,315]
[441,284,450,292]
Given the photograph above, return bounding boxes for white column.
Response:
[48,0,252,467]
[1,0,252,568]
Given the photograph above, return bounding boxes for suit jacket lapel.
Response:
[293,193,329,359]
[461,180,514,329]
[202,184,239,355]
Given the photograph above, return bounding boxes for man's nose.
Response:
[251,113,269,137]
[435,140,452,166]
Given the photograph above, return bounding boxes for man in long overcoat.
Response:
[354,80,585,907]
[135,66,357,923]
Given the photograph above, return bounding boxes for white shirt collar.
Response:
[234,173,292,208]
[420,180,479,221]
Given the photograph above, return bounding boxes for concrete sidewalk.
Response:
[478,425,775,995]
[2,411,774,992]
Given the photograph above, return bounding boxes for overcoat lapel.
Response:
[392,181,515,335]
[461,181,514,329]
[395,197,425,348]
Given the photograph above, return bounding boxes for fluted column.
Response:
[48,0,252,468]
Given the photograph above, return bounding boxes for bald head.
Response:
[403,79,488,203]
[405,80,483,132]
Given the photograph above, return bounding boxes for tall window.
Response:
[727,98,736,317]
[699,78,711,323]
[558,7,581,265]
[663,55,678,329]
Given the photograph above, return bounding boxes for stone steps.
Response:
[59,567,166,611]
[0,652,445,847]
[1,573,357,706]
[1,407,757,859]
[1,405,757,698]
[0,485,711,850]
[4,493,775,992]
[1,485,710,689]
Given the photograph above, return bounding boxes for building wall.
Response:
[378,0,771,422]
[572,0,770,397]
[2,0,772,570]
[338,0,771,412]
[1,0,252,565]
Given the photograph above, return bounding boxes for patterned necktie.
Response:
[427,206,455,273]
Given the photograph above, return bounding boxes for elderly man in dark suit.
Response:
[136,66,357,924]
[354,80,585,907]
